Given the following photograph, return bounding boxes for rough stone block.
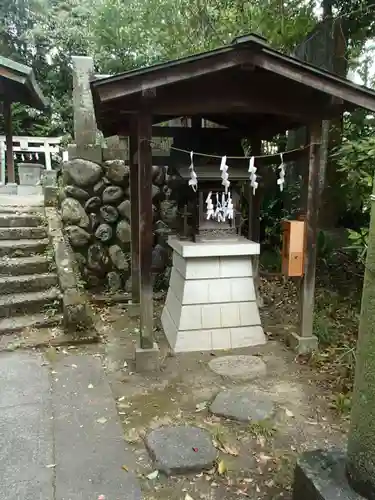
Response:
[145,426,217,475]
[63,288,92,332]
[18,163,44,186]
[135,342,160,372]
[210,387,275,422]
[293,450,362,500]
[208,355,267,381]
[286,331,318,354]
[44,186,58,206]
[67,144,103,164]
[127,303,140,318]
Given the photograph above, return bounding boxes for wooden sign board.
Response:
[282,220,305,277]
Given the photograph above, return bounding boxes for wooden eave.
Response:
[90,34,375,138]
[0,55,47,109]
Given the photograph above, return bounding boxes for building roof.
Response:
[90,33,375,137]
[0,55,47,110]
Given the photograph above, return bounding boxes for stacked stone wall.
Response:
[60,157,179,292]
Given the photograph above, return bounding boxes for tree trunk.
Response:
[347,175,375,498]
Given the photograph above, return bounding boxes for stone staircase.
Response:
[0,209,62,335]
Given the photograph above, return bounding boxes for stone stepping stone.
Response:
[145,425,217,475]
[210,388,275,422]
[208,355,267,381]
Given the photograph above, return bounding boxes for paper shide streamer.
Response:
[277,152,285,192]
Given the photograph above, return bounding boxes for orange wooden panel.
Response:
[281,220,305,277]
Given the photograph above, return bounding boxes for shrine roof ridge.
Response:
[90,32,375,137]
[0,55,47,109]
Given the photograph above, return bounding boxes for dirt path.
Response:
[95,303,348,500]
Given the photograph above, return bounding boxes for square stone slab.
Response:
[210,387,275,422]
[145,426,217,475]
[208,355,267,380]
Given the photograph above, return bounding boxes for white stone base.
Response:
[0,183,18,195]
[0,184,42,196]
[17,185,43,196]
[161,237,266,353]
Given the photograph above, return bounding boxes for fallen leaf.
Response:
[122,465,128,471]
[46,464,56,468]
[213,436,239,456]
[147,470,159,480]
[222,443,239,456]
[195,401,208,412]
[217,459,227,475]
[96,417,107,424]
[258,453,272,465]
[257,435,266,448]
[285,408,294,418]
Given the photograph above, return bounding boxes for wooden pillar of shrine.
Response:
[3,101,15,184]
[129,119,141,306]
[137,110,154,350]
[290,121,323,353]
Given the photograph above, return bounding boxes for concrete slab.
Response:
[52,355,141,500]
[0,352,54,500]
[0,403,54,484]
[0,351,50,408]
[3,477,54,500]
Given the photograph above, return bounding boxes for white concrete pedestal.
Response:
[161,237,266,353]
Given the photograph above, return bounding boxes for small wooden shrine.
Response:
[0,55,46,188]
[90,33,375,354]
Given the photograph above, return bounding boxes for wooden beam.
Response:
[96,49,253,103]
[101,83,329,122]
[137,110,154,349]
[299,121,323,339]
[253,51,375,114]
[129,119,140,305]
[3,101,15,184]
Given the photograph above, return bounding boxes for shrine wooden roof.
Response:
[90,33,375,138]
[0,55,47,109]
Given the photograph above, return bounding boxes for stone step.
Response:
[0,227,47,240]
[0,288,62,318]
[0,313,63,336]
[0,239,49,258]
[0,214,44,228]
[0,273,58,295]
[0,255,51,276]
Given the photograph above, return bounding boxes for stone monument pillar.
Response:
[70,56,102,164]
[293,176,375,499]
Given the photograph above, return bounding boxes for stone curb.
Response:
[45,207,96,335]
